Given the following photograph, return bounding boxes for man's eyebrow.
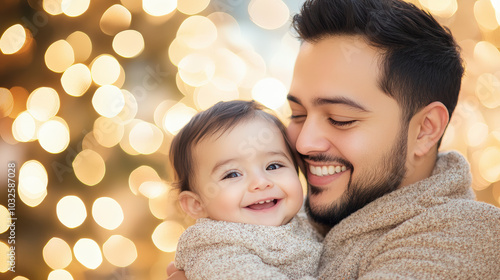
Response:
[287,94,302,105]
[315,96,370,112]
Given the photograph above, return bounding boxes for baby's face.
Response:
[192,118,304,226]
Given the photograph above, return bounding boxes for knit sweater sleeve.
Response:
[357,200,500,280]
[175,217,322,280]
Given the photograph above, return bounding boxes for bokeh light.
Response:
[61,63,92,97]
[0,88,14,118]
[43,0,63,15]
[92,85,125,118]
[37,117,70,154]
[248,0,290,30]
[47,269,74,280]
[129,121,164,154]
[100,4,132,36]
[61,0,90,17]
[92,197,124,230]
[251,77,288,109]
[91,54,122,85]
[72,149,106,186]
[0,24,27,54]
[142,0,177,16]
[18,160,48,204]
[66,31,92,62]
[0,242,10,272]
[73,238,103,269]
[152,221,184,252]
[112,30,145,58]
[128,165,162,195]
[45,40,75,73]
[57,195,87,228]
[177,0,210,15]
[177,16,218,49]
[103,235,138,267]
[27,87,60,121]
[0,206,10,234]
[162,103,197,134]
[12,111,37,142]
[43,237,73,270]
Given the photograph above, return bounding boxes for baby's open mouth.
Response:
[246,199,279,210]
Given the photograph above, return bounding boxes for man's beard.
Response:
[305,125,408,229]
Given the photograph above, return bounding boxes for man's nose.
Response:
[295,118,331,156]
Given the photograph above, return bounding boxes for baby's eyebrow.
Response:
[211,158,236,175]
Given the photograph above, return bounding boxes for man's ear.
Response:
[178,191,207,219]
[413,101,449,157]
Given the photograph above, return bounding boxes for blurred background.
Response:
[0,0,499,279]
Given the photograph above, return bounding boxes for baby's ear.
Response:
[178,191,207,219]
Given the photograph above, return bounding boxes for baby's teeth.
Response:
[328,166,335,175]
[342,166,346,171]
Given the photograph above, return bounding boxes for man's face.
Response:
[287,36,409,227]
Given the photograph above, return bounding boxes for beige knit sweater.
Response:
[175,215,323,280]
[319,151,500,279]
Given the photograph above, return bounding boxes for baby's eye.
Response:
[267,163,284,170]
[222,171,241,180]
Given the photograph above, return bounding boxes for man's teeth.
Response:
[254,199,273,205]
[309,165,347,177]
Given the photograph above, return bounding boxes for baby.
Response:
[170,100,322,279]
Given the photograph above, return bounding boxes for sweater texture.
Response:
[175,215,323,280]
[318,151,500,279]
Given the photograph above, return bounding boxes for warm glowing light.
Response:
[103,235,138,267]
[139,181,168,199]
[48,269,74,280]
[43,0,63,15]
[490,0,500,25]
[0,206,9,234]
[45,40,75,73]
[419,0,457,18]
[177,16,217,49]
[92,197,124,230]
[57,195,87,228]
[128,165,162,195]
[92,85,125,118]
[163,103,197,134]
[12,277,29,280]
[115,89,138,124]
[9,86,29,118]
[112,30,145,58]
[195,79,239,110]
[479,146,500,183]
[238,50,267,89]
[61,0,90,17]
[467,122,489,147]
[177,0,209,15]
[73,238,103,269]
[252,77,288,109]
[66,31,92,62]
[72,149,106,186]
[0,88,14,118]
[12,111,37,142]
[19,160,48,200]
[152,221,184,252]
[37,117,70,153]
[248,0,290,30]
[0,242,10,272]
[476,73,500,109]
[129,121,164,154]
[100,4,132,36]
[474,41,500,71]
[142,0,177,16]
[91,54,121,85]
[212,48,246,85]
[43,237,72,269]
[474,0,499,30]
[19,187,47,207]
[178,53,215,86]
[61,63,92,97]
[168,38,195,66]
[27,87,60,121]
[93,116,125,148]
[0,24,27,54]
[119,119,141,155]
